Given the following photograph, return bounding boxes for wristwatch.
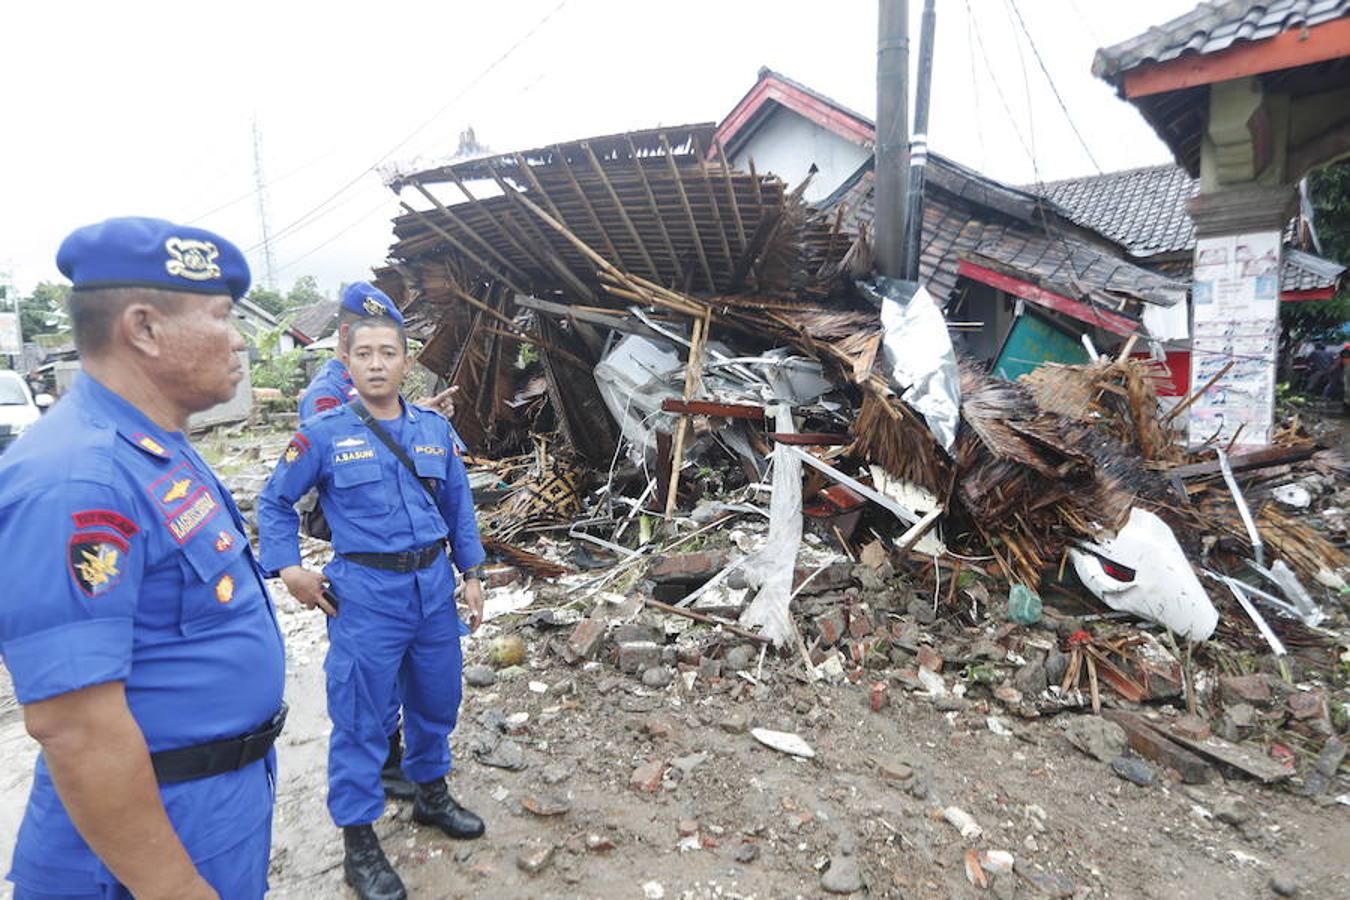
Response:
[461,566,484,583]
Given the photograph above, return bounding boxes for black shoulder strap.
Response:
[352,402,438,501]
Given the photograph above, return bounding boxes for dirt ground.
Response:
[0,420,1347,899]
[2,595,1345,900]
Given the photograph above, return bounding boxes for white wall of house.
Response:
[729,106,871,203]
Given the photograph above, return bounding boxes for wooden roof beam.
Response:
[553,144,627,267]
[408,181,532,288]
[660,132,716,290]
[626,134,686,286]
[395,199,528,296]
[581,141,660,279]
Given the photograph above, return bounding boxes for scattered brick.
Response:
[1171,714,1212,742]
[917,645,943,673]
[1219,674,1272,705]
[629,760,665,793]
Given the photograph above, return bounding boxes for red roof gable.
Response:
[714,68,875,158]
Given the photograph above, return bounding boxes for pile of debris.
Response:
[366,124,1347,802]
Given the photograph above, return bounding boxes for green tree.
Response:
[1289,161,1350,343]
[285,275,326,310]
[18,282,69,338]
[245,286,286,317]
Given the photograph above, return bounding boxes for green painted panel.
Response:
[992,313,1090,381]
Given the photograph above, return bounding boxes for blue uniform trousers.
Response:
[324,557,464,826]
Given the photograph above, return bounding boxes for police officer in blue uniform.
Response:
[0,217,287,898]
[257,314,485,900]
[296,282,461,803]
[299,282,459,424]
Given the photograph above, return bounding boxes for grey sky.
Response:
[1,0,1196,298]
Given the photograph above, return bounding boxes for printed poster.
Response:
[1187,231,1280,449]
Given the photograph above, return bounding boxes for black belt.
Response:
[341,541,446,573]
[151,703,288,785]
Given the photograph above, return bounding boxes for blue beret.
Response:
[341,281,404,325]
[57,217,250,301]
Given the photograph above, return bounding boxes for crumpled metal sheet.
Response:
[859,276,961,451]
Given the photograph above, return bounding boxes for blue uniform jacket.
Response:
[299,358,466,453]
[256,399,485,578]
[0,373,286,887]
[298,357,354,420]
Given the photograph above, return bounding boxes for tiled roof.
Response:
[1035,166,1345,292]
[1038,165,1198,257]
[287,300,340,343]
[1283,247,1348,291]
[819,158,1188,312]
[1094,0,1350,80]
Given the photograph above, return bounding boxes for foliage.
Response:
[245,287,287,317]
[17,282,69,339]
[1290,161,1350,343]
[287,275,326,308]
[246,318,307,396]
[244,276,328,318]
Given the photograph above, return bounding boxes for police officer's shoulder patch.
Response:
[312,395,341,413]
[68,531,128,598]
[128,432,171,459]
[282,432,310,464]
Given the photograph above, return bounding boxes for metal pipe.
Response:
[875,0,910,277]
[901,0,936,282]
[1215,447,1264,567]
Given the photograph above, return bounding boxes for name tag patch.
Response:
[414,445,446,456]
[335,448,376,464]
[167,489,220,543]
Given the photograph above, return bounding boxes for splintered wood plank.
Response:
[1162,728,1295,784]
[1101,710,1216,785]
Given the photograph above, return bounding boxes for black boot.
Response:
[342,825,406,900]
[412,777,485,839]
[380,730,415,801]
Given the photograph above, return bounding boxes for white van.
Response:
[0,370,51,454]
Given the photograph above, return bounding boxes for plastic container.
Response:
[1008,583,1043,625]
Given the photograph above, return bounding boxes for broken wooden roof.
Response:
[382,123,849,304]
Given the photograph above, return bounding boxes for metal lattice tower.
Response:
[252,116,277,290]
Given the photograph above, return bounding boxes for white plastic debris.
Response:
[751,728,816,759]
[1272,483,1312,509]
[980,850,1015,875]
[917,666,947,696]
[642,881,666,899]
[1069,507,1218,641]
[942,806,983,839]
[738,406,803,647]
[987,717,1014,737]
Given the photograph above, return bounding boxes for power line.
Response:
[964,9,988,172]
[271,196,395,278]
[185,147,341,225]
[1004,0,1103,174]
[1000,0,1039,179]
[962,0,1036,167]
[247,0,572,256]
